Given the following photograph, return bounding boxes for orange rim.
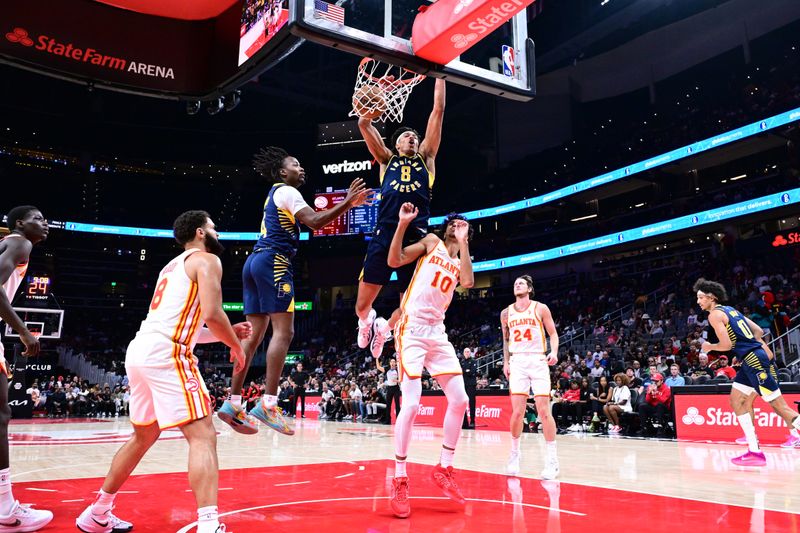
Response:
[358,57,425,87]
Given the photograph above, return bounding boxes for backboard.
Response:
[4,308,64,340]
[292,0,535,101]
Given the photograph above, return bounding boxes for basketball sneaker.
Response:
[431,464,465,505]
[357,309,376,349]
[0,502,52,532]
[506,451,520,476]
[217,400,258,435]
[541,457,560,480]
[731,451,767,467]
[390,477,410,518]
[781,433,800,448]
[76,504,132,533]
[370,317,389,358]
[249,399,295,436]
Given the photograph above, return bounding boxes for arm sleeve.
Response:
[273,186,310,216]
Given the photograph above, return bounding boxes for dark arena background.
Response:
[2,0,800,531]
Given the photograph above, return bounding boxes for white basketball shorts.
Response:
[125,333,210,429]
[395,319,462,381]
[509,353,551,397]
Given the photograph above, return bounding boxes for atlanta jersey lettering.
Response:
[400,238,460,323]
[507,301,546,354]
[136,249,205,353]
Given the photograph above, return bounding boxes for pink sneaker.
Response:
[735,436,748,445]
[780,434,800,449]
[731,451,766,467]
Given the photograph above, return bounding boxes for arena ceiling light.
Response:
[570,214,598,222]
[730,174,748,181]
[185,101,201,115]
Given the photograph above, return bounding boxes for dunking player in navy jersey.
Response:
[356,79,445,358]
[695,278,800,467]
[218,147,370,435]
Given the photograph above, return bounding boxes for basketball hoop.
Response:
[349,58,425,123]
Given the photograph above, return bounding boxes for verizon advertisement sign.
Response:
[298,393,511,431]
[674,393,800,444]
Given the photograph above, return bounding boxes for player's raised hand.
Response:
[230,343,246,375]
[21,330,40,357]
[453,220,470,243]
[398,202,418,224]
[232,321,253,340]
[344,178,368,206]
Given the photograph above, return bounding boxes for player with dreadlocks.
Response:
[218,146,371,435]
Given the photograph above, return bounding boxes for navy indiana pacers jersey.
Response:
[714,305,762,360]
[254,183,301,257]
[376,154,433,230]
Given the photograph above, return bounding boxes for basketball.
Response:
[352,84,387,119]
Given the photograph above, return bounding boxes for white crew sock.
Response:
[395,460,407,478]
[196,506,219,533]
[230,395,242,409]
[0,469,14,516]
[262,394,278,408]
[546,441,558,460]
[440,447,455,468]
[511,436,521,453]
[92,489,116,514]
[738,414,760,453]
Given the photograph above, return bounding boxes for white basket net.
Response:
[348,58,426,123]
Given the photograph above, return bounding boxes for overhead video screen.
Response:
[239,0,290,66]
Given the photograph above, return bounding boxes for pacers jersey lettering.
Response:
[137,249,205,352]
[255,183,301,257]
[507,302,546,355]
[376,154,433,229]
[400,238,460,323]
[0,235,28,304]
[714,305,762,359]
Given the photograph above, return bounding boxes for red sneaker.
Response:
[431,464,466,505]
[390,477,410,518]
[731,451,766,467]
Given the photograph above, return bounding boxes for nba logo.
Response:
[502,45,515,77]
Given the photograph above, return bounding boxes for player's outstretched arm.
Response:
[295,178,370,230]
[453,220,473,288]
[540,304,559,365]
[701,311,733,353]
[0,238,39,356]
[187,252,246,372]
[358,118,393,165]
[387,203,434,268]
[419,79,445,169]
[500,308,510,379]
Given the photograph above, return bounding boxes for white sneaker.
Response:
[76,504,133,533]
[357,309,376,349]
[567,424,580,432]
[506,451,521,476]
[541,457,560,480]
[0,501,53,532]
[370,317,389,358]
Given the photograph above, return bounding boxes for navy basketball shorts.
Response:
[360,225,426,291]
[732,348,781,402]
[242,248,295,315]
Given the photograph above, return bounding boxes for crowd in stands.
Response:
[25,372,130,418]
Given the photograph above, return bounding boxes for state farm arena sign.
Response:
[299,393,511,430]
[674,393,800,444]
[1,1,239,95]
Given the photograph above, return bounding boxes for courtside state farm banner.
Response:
[298,393,512,431]
[674,393,800,444]
[411,0,535,65]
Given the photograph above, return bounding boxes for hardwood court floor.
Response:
[8,417,800,532]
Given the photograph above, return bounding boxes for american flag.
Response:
[314,0,345,24]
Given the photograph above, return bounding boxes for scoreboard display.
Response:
[313,189,380,237]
